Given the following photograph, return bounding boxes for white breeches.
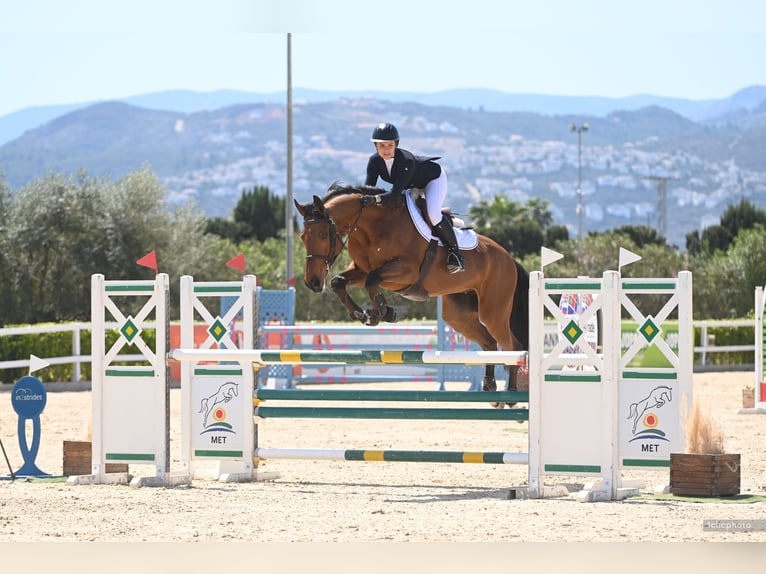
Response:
[423,169,448,225]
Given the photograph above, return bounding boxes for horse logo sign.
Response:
[199,382,238,428]
[627,385,673,435]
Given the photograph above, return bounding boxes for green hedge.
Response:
[694,325,755,366]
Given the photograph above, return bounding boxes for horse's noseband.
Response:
[303,213,340,268]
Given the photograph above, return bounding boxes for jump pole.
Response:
[752,286,766,411]
[254,448,528,465]
[170,348,528,366]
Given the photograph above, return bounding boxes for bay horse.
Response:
[294,182,529,398]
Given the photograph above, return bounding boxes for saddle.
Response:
[409,189,468,231]
[391,191,457,302]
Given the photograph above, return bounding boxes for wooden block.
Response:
[63,441,129,476]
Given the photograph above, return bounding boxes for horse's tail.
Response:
[509,259,529,351]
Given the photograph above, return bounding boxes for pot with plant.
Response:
[669,400,740,496]
[742,383,755,409]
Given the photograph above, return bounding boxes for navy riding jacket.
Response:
[364,147,441,201]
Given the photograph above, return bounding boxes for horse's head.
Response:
[294,195,343,292]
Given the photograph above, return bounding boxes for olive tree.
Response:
[2,168,227,323]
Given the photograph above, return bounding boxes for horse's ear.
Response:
[294,198,308,217]
[312,195,325,213]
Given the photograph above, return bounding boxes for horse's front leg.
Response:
[363,261,417,323]
[365,288,397,323]
[330,266,379,325]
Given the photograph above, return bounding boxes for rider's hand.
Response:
[361,194,382,207]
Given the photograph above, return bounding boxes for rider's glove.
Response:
[361,194,383,207]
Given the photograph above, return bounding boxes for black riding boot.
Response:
[432,216,465,274]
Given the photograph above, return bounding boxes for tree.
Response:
[691,225,766,319]
[468,195,557,258]
[544,224,570,247]
[611,225,668,248]
[686,199,766,256]
[700,225,733,255]
[1,168,227,323]
[720,198,766,237]
[523,230,685,280]
[0,178,13,325]
[205,185,286,243]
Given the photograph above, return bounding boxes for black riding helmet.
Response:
[371,122,399,144]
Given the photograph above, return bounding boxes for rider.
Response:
[362,122,465,273]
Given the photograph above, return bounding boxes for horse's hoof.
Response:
[383,306,397,323]
[363,310,380,326]
[490,402,503,409]
[352,310,366,323]
[482,378,497,393]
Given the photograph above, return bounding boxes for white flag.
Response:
[541,247,565,269]
[29,354,50,375]
[619,247,642,269]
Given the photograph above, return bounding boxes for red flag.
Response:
[286,276,297,287]
[226,253,246,274]
[136,250,158,274]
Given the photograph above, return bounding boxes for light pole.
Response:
[570,122,589,239]
[286,33,294,286]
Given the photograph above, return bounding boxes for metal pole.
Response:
[285,33,294,286]
[0,434,14,479]
[643,175,677,239]
[577,129,583,239]
[570,122,588,238]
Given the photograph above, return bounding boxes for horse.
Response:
[294,182,529,400]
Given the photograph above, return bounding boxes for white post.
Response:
[600,270,621,500]
[526,271,544,497]
[677,271,695,430]
[72,326,81,383]
[756,286,766,408]
[180,275,194,477]
[90,274,105,480]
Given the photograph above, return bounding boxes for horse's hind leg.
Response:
[441,293,506,405]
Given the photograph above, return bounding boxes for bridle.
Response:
[302,195,366,271]
[303,211,342,269]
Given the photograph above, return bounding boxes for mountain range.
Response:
[1,86,766,249]
[3,85,766,147]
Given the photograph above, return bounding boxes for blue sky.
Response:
[1,0,765,117]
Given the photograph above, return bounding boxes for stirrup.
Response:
[446,252,465,274]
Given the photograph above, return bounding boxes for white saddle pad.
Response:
[405,192,479,250]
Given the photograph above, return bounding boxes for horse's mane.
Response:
[323,181,382,203]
